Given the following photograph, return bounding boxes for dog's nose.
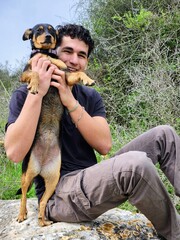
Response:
[45,34,52,42]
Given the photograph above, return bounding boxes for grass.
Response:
[0,142,36,200]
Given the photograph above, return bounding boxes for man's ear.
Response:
[84,59,89,70]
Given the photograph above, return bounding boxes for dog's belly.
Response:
[32,130,60,164]
[30,148,61,178]
[29,132,61,178]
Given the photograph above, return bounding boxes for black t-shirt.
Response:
[6,84,106,198]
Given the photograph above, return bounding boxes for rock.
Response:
[0,199,160,239]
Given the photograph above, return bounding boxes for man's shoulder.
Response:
[13,84,28,95]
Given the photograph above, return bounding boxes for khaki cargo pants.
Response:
[46,125,180,240]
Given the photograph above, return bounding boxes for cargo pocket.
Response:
[73,170,91,210]
[51,170,92,222]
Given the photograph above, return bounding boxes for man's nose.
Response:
[70,54,79,65]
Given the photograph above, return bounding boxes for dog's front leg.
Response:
[21,70,39,94]
[66,72,95,86]
[46,56,67,69]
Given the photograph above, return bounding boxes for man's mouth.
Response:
[67,67,77,72]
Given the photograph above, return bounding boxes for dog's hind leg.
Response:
[17,171,35,222]
[17,156,40,223]
[17,173,28,222]
[38,158,60,227]
[38,173,60,226]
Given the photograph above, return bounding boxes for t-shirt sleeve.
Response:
[91,90,106,118]
[73,84,106,119]
[5,86,27,131]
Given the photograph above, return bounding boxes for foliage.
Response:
[122,7,153,30]
[0,63,22,140]
[77,0,180,133]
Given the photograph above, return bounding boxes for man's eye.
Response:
[63,50,72,53]
[79,54,86,59]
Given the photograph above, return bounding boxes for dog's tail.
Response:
[16,181,33,195]
[16,149,34,195]
[16,188,22,195]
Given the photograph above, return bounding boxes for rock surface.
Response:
[0,199,160,239]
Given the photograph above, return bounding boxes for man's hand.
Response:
[51,68,77,110]
[31,54,57,97]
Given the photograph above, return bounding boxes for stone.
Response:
[0,199,160,239]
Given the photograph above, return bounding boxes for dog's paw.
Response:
[78,72,95,86]
[82,77,95,86]
[17,213,27,223]
[27,82,39,94]
[38,218,53,227]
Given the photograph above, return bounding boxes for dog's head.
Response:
[23,23,59,50]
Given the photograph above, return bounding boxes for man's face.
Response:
[57,36,89,72]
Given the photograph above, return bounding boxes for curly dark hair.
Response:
[56,24,94,57]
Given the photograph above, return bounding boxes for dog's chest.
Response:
[39,87,63,131]
[31,87,63,165]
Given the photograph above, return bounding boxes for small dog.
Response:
[16,23,94,226]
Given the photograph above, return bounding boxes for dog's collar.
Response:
[31,49,57,55]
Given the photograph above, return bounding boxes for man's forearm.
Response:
[69,104,112,155]
[5,93,43,163]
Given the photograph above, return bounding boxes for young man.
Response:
[4,24,180,239]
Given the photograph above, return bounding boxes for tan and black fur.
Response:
[17,23,94,227]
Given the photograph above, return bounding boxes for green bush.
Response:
[78,0,180,133]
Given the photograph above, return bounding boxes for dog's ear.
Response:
[55,25,62,33]
[56,29,59,36]
[22,28,33,41]
[55,28,61,47]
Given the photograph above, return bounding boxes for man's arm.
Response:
[5,93,43,162]
[69,106,112,155]
[51,69,112,155]
[4,55,56,163]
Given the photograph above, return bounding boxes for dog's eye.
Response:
[37,27,44,33]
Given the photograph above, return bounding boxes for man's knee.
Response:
[113,151,155,194]
[154,125,176,138]
[114,151,153,173]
